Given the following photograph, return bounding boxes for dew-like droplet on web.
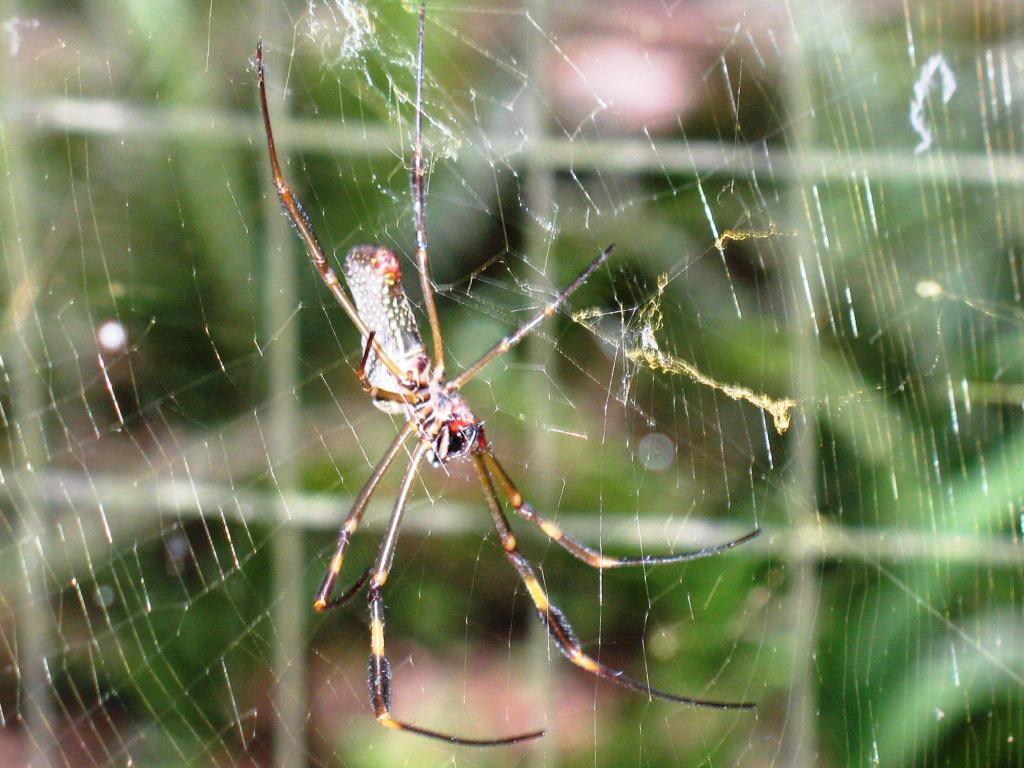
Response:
[637,432,674,471]
[97,320,128,352]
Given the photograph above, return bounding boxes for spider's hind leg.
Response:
[481,453,760,569]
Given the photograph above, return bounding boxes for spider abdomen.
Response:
[343,245,427,408]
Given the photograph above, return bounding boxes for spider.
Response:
[255,3,759,747]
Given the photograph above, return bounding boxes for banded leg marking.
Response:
[364,443,544,746]
[313,421,416,612]
[483,453,761,569]
[473,453,755,711]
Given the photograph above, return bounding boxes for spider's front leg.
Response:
[471,453,755,710]
[364,442,544,746]
[481,453,761,568]
[313,421,415,612]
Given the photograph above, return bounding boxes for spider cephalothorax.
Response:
[419,388,483,466]
[256,2,759,747]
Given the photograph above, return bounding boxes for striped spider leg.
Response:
[256,1,759,748]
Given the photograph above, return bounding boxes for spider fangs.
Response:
[256,1,760,748]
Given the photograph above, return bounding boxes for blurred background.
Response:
[2,0,1023,766]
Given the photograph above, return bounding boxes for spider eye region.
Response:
[430,411,481,466]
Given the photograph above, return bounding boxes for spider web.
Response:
[1,0,1022,766]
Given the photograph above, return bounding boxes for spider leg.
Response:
[367,441,545,746]
[314,421,416,612]
[451,244,616,390]
[482,452,761,568]
[471,453,755,711]
[355,331,422,405]
[411,2,444,371]
[255,42,408,384]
